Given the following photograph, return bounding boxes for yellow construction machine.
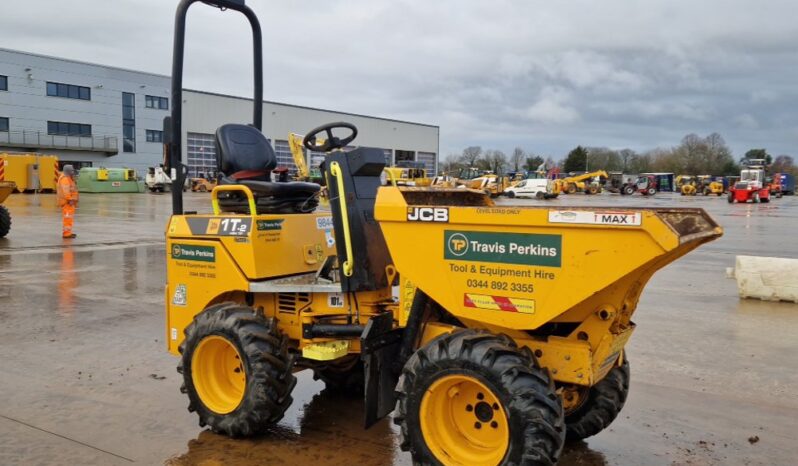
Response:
[162,2,724,465]
[0,181,14,238]
[288,132,326,183]
[384,161,433,187]
[680,175,724,196]
[560,170,608,194]
[461,173,509,197]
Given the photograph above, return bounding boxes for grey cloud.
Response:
[1,0,796,159]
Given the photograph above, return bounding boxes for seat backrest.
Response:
[215,124,276,178]
[325,147,392,292]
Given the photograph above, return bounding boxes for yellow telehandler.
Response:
[162,2,723,465]
[560,170,608,194]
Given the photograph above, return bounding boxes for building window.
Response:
[47,121,92,136]
[146,129,163,143]
[122,92,136,152]
[187,132,216,177]
[0,75,7,91]
[0,117,8,132]
[381,148,393,166]
[417,151,437,174]
[273,140,296,174]
[46,81,90,100]
[145,95,169,110]
[395,150,415,163]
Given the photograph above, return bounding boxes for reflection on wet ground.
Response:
[1,192,797,465]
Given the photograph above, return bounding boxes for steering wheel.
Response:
[303,122,358,152]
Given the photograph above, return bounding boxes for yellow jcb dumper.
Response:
[163,2,723,465]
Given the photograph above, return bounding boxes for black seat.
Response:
[214,124,320,213]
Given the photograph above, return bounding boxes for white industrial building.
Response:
[0,48,439,176]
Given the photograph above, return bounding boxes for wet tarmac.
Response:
[1,191,797,465]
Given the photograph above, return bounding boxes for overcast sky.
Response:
[3,0,797,159]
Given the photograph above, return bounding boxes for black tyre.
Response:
[623,186,635,195]
[536,191,545,200]
[727,193,734,203]
[312,354,364,394]
[395,329,565,466]
[753,192,760,203]
[506,191,516,198]
[0,205,10,238]
[178,302,296,437]
[564,358,630,441]
[647,187,656,196]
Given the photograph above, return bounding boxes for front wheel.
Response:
[178,303,296,437]
[728,193,734,203]
[564,358,630,441]
[647,187,656,196]
[0,205,10,238]
[753,192,760,203]
[506,191,515,198]
[395,330,565,466]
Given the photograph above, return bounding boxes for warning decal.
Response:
[463,294,535,314]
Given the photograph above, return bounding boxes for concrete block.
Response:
[729,255,798,303]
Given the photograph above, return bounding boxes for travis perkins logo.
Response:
[171,244,216,262]
[445,230,561,267]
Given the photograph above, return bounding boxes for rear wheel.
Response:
[647,187,656,196]
[728,193,734,203]
[178,303,296,437]
[0,205,10,238]
[536,191,545,200]
[753,192,760,203]
[623,185,634,195]
[395,329,565,466]
[567,184,576,194]
[565,358,630,441]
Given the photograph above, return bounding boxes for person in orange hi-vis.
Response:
[56,165,79,239]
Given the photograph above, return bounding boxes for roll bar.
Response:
[166,0,263,214]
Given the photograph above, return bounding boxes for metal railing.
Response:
[0,130,119,154]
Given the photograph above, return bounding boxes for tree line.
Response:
[442,133,797,177]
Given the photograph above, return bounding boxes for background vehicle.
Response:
[190,173,217,192]
[0,181,14,237]
[146,165,173,192]
[560,170,608,194]
[504,176,558,199]
[729,161,771,204]
[384,161,432,186]
[771,173,795,196]
[162,2,724,465]
[635,175,658,195]
[460,173,508,196]
[640,172,674,192]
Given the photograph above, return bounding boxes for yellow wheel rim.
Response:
[191,335,246,414]
[420,374,509,466]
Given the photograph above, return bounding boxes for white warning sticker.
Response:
[548,210,641,226]
[328,293,345,308]
[316,216,334,230]
[172,284,187,306]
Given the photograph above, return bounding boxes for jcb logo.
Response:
[447,233,469,256]
[407,207,449,222]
